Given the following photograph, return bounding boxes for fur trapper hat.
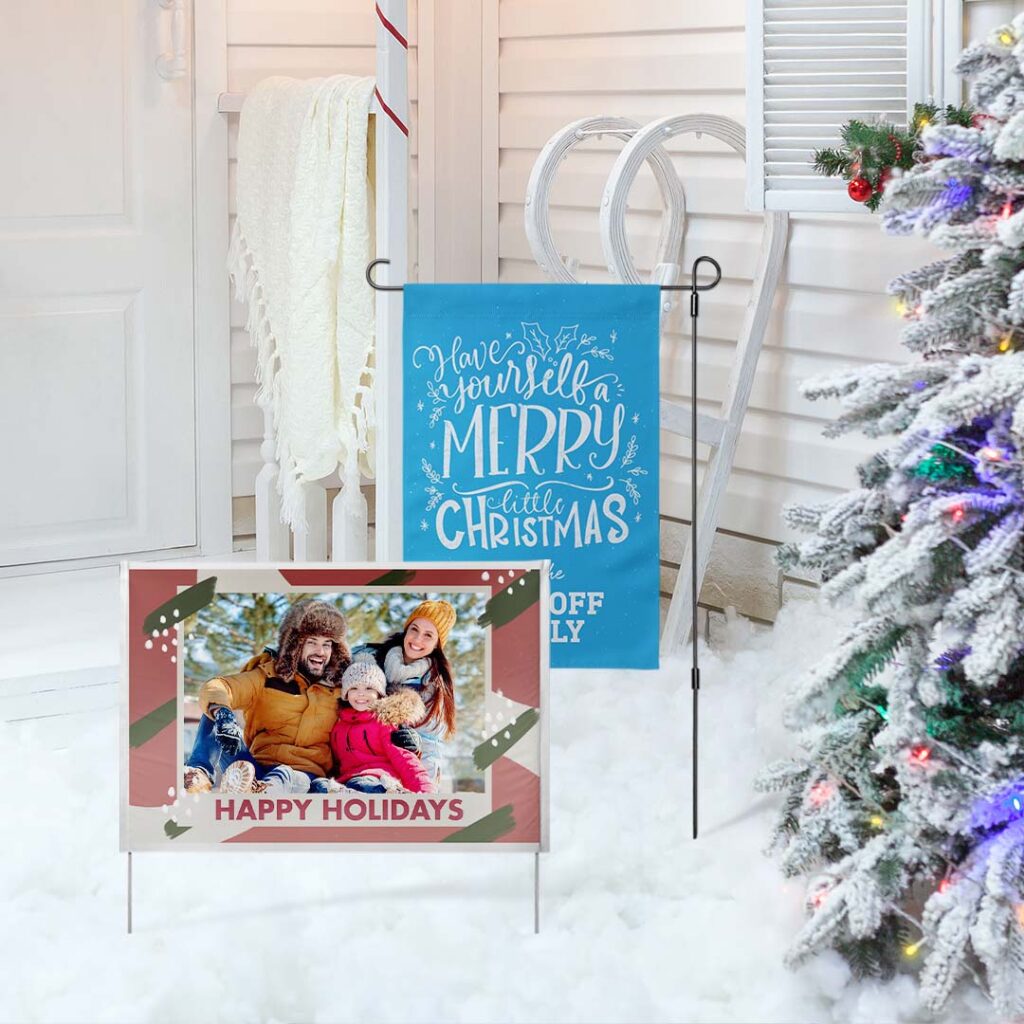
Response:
[403,599,457,649]
[275,599,350,683]
[340,661,387,699]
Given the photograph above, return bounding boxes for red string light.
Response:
[809,781,835,807]
[910,745,932,765]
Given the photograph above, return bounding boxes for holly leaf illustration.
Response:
[553,324,578,353]
[521,322,550,360]
[164,819,191,840]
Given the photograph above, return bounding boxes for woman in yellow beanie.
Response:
[351,599,457,786]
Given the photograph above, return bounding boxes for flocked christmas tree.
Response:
[759,18,1024,1016]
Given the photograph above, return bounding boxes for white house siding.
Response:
[493,0,943,618]
[225,0,419,544]
[222,2,997,622]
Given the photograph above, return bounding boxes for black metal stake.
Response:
[688,256,721,841]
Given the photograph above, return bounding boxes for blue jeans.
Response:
[344,775,388,793]
[416,726,443,788]
[186,713,315,793]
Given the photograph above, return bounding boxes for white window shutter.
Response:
[746,0,963,213]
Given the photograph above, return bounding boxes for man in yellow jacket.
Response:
[184,599,351,795]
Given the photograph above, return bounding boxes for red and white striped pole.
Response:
[375,2,409,137]
[373,0,409,561]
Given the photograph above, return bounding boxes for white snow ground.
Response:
[0,597,998,1024]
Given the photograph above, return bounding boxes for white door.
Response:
[0,0,196,567]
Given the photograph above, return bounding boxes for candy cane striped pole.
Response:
[375,2,409,137]
[372,0,408,561]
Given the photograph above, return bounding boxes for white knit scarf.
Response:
[227,74,376,528]
[384,645,431,687]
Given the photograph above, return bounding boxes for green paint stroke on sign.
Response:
[368,568,417,587]
[477,570,539,630]
[164,819,191,840]
[473,707,540,771]
[129,698,177,748]
[142,576,218,636]
[441,804,516,843]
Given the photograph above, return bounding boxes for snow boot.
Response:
[183,765,213,794]
[219,759,256,793]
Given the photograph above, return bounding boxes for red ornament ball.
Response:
[848,176,873,203]
[877,166,893,192]
[910,744,932,765]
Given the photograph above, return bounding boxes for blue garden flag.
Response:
[402,283,661,669]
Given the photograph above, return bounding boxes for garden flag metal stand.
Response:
[366,256,721,837]
[685,256,721,840]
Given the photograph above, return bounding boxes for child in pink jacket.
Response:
[330,662,435,794]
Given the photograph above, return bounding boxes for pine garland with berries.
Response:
[813,102,976,210]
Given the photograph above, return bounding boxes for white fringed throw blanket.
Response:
[228,75,376,529]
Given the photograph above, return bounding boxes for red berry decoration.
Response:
[972,112,992,129]
[848,176,873,203]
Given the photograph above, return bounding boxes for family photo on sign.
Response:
[182,592,486,797]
